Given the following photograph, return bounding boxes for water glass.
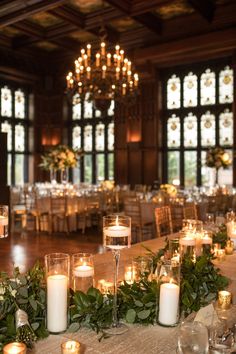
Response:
[0,205,8,238]
[177,321,209,353]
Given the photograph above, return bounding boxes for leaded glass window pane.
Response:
[201,151,210,186]
[84,125,93,151]
[183,72,198,107]
[15,89,25,118]
[218,149,233,186]
[1,121,12,150]
[108,100,115,116]
[73,166,81,184]
[184,113,197,147]
[96,154,105,182]
[84,94,93,118]
[1,86,12,117]
[184,151,197,187]
[167,114,180,148]
[219,109,233,146]
[95,109,101,118]
[7,154,11,185]
[84,154,92,183]
[108,153,114,180]
[167,75,180,109]
[201,111,215,147]
[72,126,81,149]
[15,124,25,152]
[200,69,216,105]
[168,151,180,185]
[219,66,233,104]
[15,154,24,185]
[108,122,114,151]
[72,94,81,120]
[95,123,105,151]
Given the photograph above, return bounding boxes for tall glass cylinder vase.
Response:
[50,168,57,184]
[60,167,69,184]
[157,261,180,327]
[45,253,70,333]
[103,215,131,335]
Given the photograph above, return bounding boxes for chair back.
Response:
[183,202,198,220]
[155,206,173,237]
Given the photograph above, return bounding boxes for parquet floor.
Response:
[0,228,103,274]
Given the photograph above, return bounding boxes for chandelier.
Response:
[66,37,139,112]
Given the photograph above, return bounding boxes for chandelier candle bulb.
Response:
[101,42,106,56]
[107,53,111,66]
[115,44,120,55]
[83,54,88,67]
[86,43,91,57]
[3,342,26,354]
[61,340,80,354]
[96,53,100,66]
[158,280,180,326]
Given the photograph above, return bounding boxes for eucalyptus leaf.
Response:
[137,309,150,320]
[68,322,80,332]
[126,309,136,323]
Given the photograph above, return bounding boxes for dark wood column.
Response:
[115,68,162,187]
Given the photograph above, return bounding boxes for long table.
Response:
[32,235,235,354]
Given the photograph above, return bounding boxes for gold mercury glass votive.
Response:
[218,290,232,310]
[225,239,234,255]
[3,342,26,354]
[61,340,80,354]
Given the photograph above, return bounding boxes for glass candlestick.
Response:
[103,215,131,335]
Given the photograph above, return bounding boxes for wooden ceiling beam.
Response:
[49,5,85,28]
[132,13,162,35]
[131,0,169,16]
[13,21,45,39]
[0,0,66,29]
[104,0,132,14]
[85,7,124,29]
[187,0,216,22]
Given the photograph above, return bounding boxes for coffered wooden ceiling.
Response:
[0,0,235,72]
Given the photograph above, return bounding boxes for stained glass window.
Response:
[108,153,114,180]
[201,111,215,147]
[72,94,81,120]
[84,93,93,118]
[200,69,216,105]
[184,113,197,147]
[167,114,180,148]
[168,151,180,185]
[15,124,25,152]
[84,154,92,183]
[165,62,233,187]
[1,121,12,150]
[84,125,93,151]
[108,100,115,116]
[95,123,105,151]
[96,154,105,182]
[15,89,25,118]
[184,151,197,187]
[219,109,233,146]
[219,66,233,104]
[72,126,81,149]
[108,122,114,151]
[183,72,198,107]
[167,75,180,109]
[1,86,12,117]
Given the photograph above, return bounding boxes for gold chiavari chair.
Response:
[49,191,69,234]
[183,202,198,220]
[155,206,173,238]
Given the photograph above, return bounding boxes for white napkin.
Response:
[194,304,219,327]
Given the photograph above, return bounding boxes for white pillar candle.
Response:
[74,265,94,277]
[158,282,180,326]
[179,237,196,246]
[47,274,68,333]
[104,225,130,237]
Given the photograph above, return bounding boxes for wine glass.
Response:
[103,215,131,335]
[177,321,209,353]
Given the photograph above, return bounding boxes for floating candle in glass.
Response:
[72,253,94,292]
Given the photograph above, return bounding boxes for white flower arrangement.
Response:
[205,147,231,170]
[40,145,83,171]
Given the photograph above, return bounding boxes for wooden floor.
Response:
[0,228,103,274]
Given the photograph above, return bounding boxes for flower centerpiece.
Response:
[205,146,231,184]
[160,184,177,197]
[40,145,83,183]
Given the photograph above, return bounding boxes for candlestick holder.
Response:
[45,253,70,333]
[0,205,8,238]
[72,253,94,292]
[103,214,131,335]
[157,261,180,327]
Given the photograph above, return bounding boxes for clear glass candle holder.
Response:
[225,239,234,255]
[157,261,180,327]
[0,205,8,238]
[201,230,213,254]
[72,253,94,292]
[3,342,26,354]
[132,256,153,281]
[45,253,70,334]
[61,340,80,354]
[179,230,196,259]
